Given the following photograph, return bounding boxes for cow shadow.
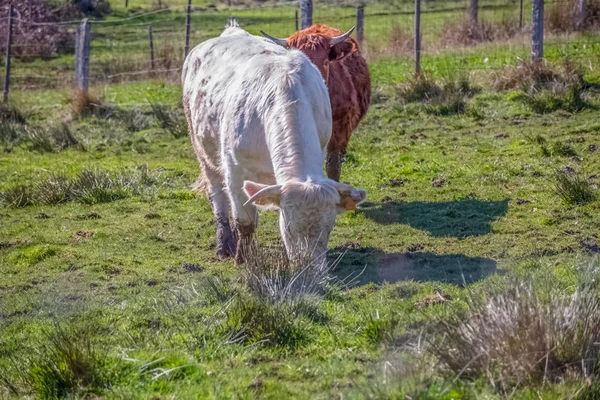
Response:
[358,199,509,238]
[329,246,497,286]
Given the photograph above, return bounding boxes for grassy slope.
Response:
[1,56,600,397]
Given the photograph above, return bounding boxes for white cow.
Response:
[181,19,367,264]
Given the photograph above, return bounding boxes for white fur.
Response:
[182,22,366,261]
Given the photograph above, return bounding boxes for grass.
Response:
[554,172,597,205]
[432,279,600,392]
[1,53,600,397]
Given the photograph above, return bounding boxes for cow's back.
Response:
[182,29,332,177]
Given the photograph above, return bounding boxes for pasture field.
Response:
[11,0,600,90]
[2,47,600,397]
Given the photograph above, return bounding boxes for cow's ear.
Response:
[336,183,367,213]
[243,181,282,210]
[328,41,353,61]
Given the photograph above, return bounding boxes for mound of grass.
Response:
[0,103,27,124]
[512,84,588,114]
[398,74,480,116]
[431,283,600,392]
[0,167,172,207]
[69,90,116,119]
[441,18,519,47]
[0,321,111,398]
[554,172,597,205]
[493,61,565,92]
[224,294,322,348]
[501,61,590,114]
[149,102,187,138]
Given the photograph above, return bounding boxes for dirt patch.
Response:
[75,231,95,240]
[431,177,446,187]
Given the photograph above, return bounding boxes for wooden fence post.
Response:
[576,0,587,30]
[415,0,421,76]
[3,4,14,103]
[295,9,299,31]
[356,5,364,48]
[149,24,155,70]
[301,0,312,29]
[470,0,478,26]
[532,0,544,62]
[184,0,192,59]
[75,18,91,93]
[519,0,524,29]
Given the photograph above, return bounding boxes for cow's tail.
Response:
[191,173,208,193]
[225,17,239,29]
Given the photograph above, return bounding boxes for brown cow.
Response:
[261,25,371,181]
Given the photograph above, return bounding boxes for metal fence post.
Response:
[184,0,192,59]
[75,18,91,93]
[519,0,524,29]
[295,9,299,31]
[3,4,14,103]
[532,0,544,62]
[356,5,364,48]
[149,24,155,70]
[415,0,421,76]
[301,0,312,29]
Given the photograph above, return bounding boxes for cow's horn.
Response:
[260,30,288,47]
[330,26,355,45]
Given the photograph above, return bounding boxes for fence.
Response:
[2,0,600,102]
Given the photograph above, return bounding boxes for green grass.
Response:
[2,55,600,398]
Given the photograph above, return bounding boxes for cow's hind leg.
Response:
[227,170,258,265]
[209,181,236,260]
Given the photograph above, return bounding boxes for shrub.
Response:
[554,172,597,205]
[0,0,73,60]
[431,283,600,392]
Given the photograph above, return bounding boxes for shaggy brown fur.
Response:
[285,25,371,181]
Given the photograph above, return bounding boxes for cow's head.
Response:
[260,25,355,83]
[243,179,366,262]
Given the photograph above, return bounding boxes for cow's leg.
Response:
[326,118,349,182]
[227,171,258,265]
[326,148,342,182]
[209,182,236,260]
[197,162,235,259]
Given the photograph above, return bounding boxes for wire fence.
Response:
[1,0,600,99]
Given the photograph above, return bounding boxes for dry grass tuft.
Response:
[243,241,337,302]
[431,283,600,392]
[546,0,600,33]
[555,171,597,205]
[365,24,414,60]
[69,90,115,119]
[441,18,519,47]
[492,60,580,92]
